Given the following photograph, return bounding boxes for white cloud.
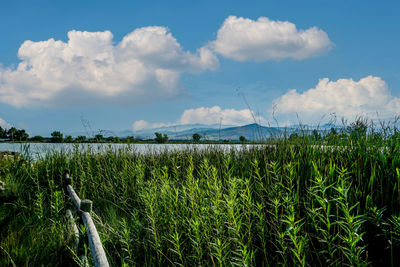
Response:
[0,117,11,129]
[178,106,265,125]
[132,120,170,131]
[211,16,332,61]
[273,75,400,122]
[0,27,218,107]
[132,106,267,131]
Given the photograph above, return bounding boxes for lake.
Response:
[0,142,254,159]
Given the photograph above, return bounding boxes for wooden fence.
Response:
[64,171,110,267]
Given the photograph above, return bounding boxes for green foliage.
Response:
[312,129,321,141]
[0,126,6,138]
[348,118,368,144]
[5,127,29,141]
[94,134,104,142]
[30,135,44,142]
[192,133,201,143]
[105,136,121,143]
[126,136,135,143]
[6,127,18,141]
[64,135,74,143]
[325,127,338,143]
[0,127,29,141]
[154,132,168,143]
[239,135,246,143]
[50,131,63,143]
[16,129,29,141]
[289,132,299,141]
[75,135,86,142]
[1,124,400,266]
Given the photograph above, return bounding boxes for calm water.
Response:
[0,142,253,159]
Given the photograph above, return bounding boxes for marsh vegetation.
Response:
[1,121,400,266]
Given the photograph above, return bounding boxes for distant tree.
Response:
[7,127,19,141]
[64,135,74,143]
[95,134,104,142]
[192,133,201,143]
[0,126,6,138]
[15,129,29,141]
[154,132,168,143]
[154,132,161,142]
[239,136,246,143]
[7,127,16,141]
[2,127,29,141]
[126,136,135,143]
[105,136,115,142]
[105,136,120,143]
[75,136,86,142]
[30,135,44,142]
[51,131,63,143]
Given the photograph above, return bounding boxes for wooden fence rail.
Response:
[64,171,110,267]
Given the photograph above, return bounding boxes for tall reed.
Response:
[1,120,400,266]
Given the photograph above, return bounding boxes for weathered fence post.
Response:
[64,171,88,267]
[64,170,72,186]
[66,209,79,252]
[80,200,93,213]
[80,200,109,267]
[64,170,110,267]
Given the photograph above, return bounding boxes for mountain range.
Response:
[62,123,336,141]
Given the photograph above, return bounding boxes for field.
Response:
[1,126,400,266]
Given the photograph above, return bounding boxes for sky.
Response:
[0,0,399,136]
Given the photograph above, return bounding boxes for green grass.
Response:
[1,123,400,266]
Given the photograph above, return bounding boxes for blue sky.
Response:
[0,0,399,136]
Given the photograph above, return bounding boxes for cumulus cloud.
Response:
[133,120,169,131]
[132,106,267,131]
[273,75,400,122]
[211,16,332,61]
[0,27,218,107]
[177,106,265,125]
[0,117,11,129]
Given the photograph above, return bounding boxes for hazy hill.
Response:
[54,123,339,141]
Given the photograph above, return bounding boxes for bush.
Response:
[50,131,63,143]
[193,133,201,143]
[155,132,168,143]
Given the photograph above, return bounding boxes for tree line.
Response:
[0,126,29,141]
[0,126,138,143]
[3,119,391,144]
[0,125,247,144]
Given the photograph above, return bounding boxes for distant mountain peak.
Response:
[58,122,336,141]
